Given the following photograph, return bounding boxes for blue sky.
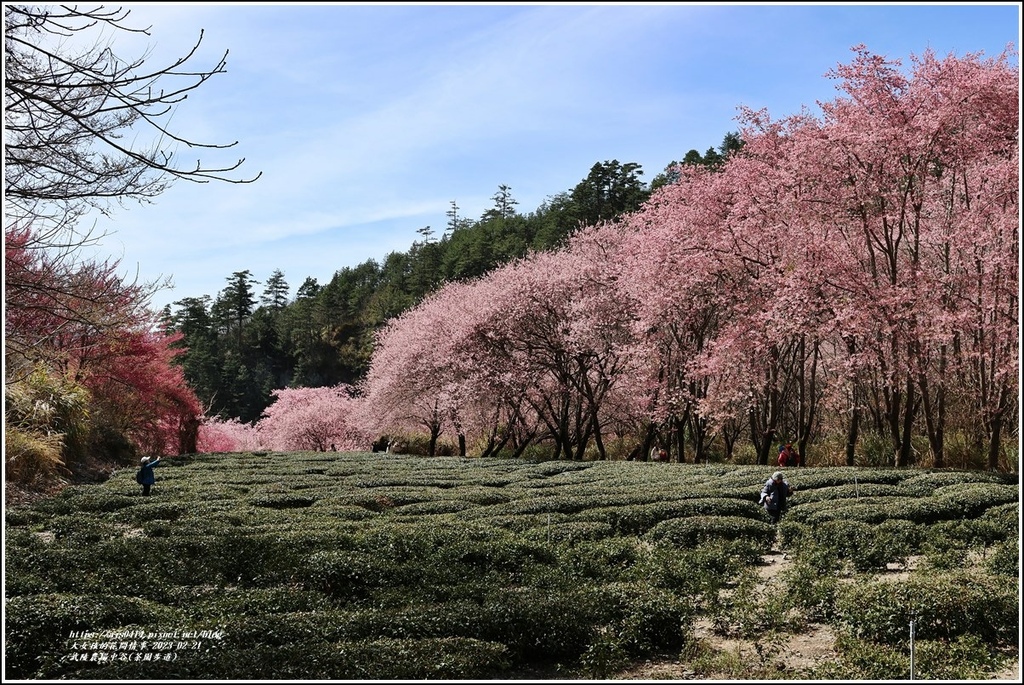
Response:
[75,2,1020,313]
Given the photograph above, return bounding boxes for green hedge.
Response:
[643,515,775,548]
[4,593,180,679]
[835,572,1019,645]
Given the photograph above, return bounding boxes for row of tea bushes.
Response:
[5,452,1018,679]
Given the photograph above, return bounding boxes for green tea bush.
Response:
[913,634,1007,680]
[782,467,907,489]
[4,507,48,526]
[800,519,914,572]
[580,498,761,535]
[45,514,123,543]
[476,584,603,662]
[480,493,596,516]
[393,499,480,516]
[320,600,484,641]
[644,516,775,549]
[577,628,630,679]
[810,632,1007,681]
[186,586,334,621]
[931,482,1020,518]
[114,501,188,523]
[984,538,1019,577]
[706,568,796,638]
[793,482,903,503]
[4,593,179,679]
[835,572,1018,645]
[308,501,379,521]
[523,520,614,544]
[926,518,1011,552]
[980,501,1019,534]
[302,550,404,601]
[687,539,765,577]
[250,492,317,509]
[457,512,573,534]
[597,581,694,656]
[203,532,296,586]
[270,526,360,553]
[898,470,1014,491]
[220,609,352,646]
[789,494,971,526]
[779,549,841,622]
[558,537,645,582]
[807,633,909,680]
[330,637,511,679]
[440,535,558,573]
[27,487,135,516]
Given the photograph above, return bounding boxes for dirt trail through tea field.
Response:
[611,550,1020,681]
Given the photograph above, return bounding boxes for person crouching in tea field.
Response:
[136,456,162,496]
[760,471,792,524]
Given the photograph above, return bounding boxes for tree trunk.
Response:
[845,403,860,467]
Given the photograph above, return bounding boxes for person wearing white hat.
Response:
[759,471,792,524]
[136,456,162,496]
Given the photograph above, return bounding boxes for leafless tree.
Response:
[4,3,261,241]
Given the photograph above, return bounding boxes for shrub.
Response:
[476,584,603,662]
[524,521,614,544]
[4,593,179,679]
[114,501,188,523]
[980,502,1019,534]
[188,587,334,621]
[931,483,1020,518]
[303,550,408,601]
[834,572,1018,646]
[797,519,914,572]
[643,516,775,548]
[597,581,694,656]
[583,498,762,535]
[807,633,909,680]
[983,538,1019,577]
[779,548,842,622]
[557,537,645,582]
[250,492,317,509]
[331,637,511,679]
[810,632,1007,681]
[926,518,1011,553]
[578,628,630,679]
[913,634,1007,680]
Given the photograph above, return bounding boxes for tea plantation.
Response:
[4,452,1019,680]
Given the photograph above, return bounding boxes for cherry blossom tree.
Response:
[778,45,1019,467]
[197,416,265,453]
[7,222,207,461]
[354,45,1016,471]
[77,326,204,457]
[256,385,365,452]
[614,44,1017,468]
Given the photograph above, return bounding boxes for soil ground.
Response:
[607,551,1020,682]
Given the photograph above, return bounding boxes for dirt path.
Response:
[612,550,1019,681]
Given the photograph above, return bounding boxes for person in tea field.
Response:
[136,456,162,496]
[760,471,792,524]
[778,442,803,467]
